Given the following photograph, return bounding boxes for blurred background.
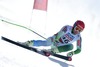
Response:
[0,0,100,67]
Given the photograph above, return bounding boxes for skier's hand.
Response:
[67,52,74,57]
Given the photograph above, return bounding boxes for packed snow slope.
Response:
[0,0,100,67]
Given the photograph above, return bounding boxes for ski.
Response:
[1,36,72,61]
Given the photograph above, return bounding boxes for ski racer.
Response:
[21,20,85,58]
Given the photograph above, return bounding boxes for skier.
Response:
[21,20,85,58]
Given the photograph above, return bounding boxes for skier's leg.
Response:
[57,44,73,52]
[27,37,52,47]
[33,40,51,46]
[51,44,73,53]
[20,40,51,47]
[19,37,52,47]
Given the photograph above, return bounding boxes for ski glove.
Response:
[67,52,74,57]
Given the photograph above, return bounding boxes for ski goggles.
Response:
[74,26,83,32]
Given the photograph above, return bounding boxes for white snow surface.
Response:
[0,0,100,67]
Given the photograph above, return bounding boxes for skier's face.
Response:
[73,26,83,34]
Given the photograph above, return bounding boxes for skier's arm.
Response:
[60,25,68,32]
[74,37,82,54]
[54,25,68,40]
[67,37,82,57]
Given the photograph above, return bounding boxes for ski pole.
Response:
[0,18,47,39]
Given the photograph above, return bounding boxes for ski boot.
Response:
[18,40,33,47]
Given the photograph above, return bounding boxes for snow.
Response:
[0,0,100,67]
